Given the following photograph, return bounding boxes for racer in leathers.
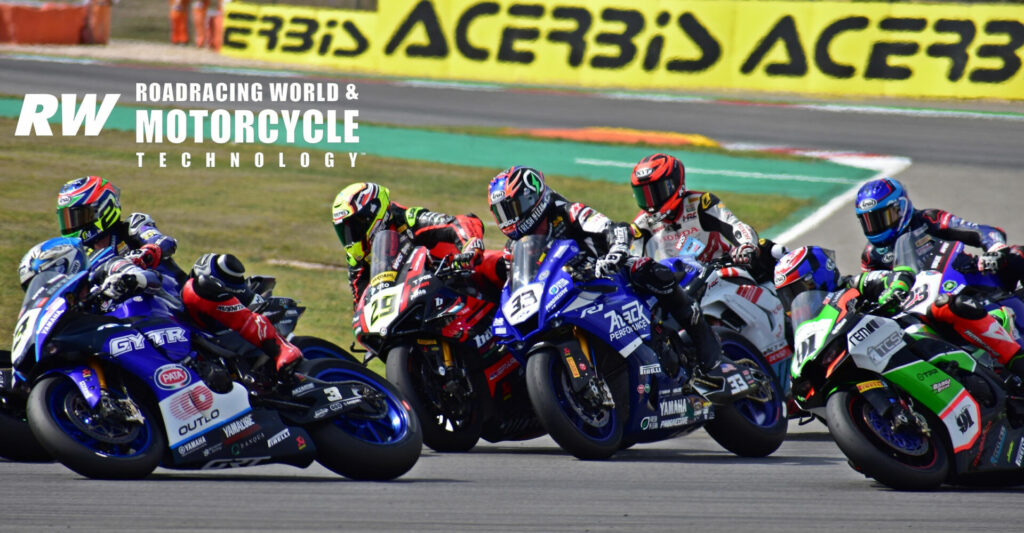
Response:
[488,165,745,396]
[776,246,1024,379]
[56,175,187,284]
[856,177,1024,291]
[332,182,504,310]
[629,153,783,283]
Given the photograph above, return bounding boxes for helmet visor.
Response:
[490,196,522,232]
[632,179,678,211]
[776,277,820,312]
[335,215,370,246]
[857,204,900,238]
[58,206,96,236]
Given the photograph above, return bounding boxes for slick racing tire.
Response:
[291,336,359,364]
[526,349,623,460]
[0,407,51,462]
[386,344,483,453]
[27,375,164,479]
[301,359,422,480]
[704,329,787,458]
[826,389,950,491]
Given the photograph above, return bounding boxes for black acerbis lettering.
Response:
[332,21,370,57]
[740,15,807,76]
[257,15,284,51]
[548,7,592,68]
[456,2,499,61]
[497,4,544,64]
[591,8,643,69]
[969,20,1024,83]
[865,17,926,80]
[222,12,255,49]
[926,19,975,82]
[385,0,449,58]
[815,16,868,79]
[665,12,720,73]
[281,17,317,53]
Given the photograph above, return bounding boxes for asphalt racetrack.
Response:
[3,57,1024,531]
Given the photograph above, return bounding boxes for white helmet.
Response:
[18,237,89,290]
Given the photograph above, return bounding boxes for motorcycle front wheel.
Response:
[704,329,788,457]
[386,344,484,453]
[826,389,950,490]
[27,375,164,479]
[301,359,422,480]
[525,349,623,460]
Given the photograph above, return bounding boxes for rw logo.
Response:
[15,93,120,136]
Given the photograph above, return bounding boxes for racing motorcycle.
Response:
[492,235,787,460]
[637,232,794,407]
[11,267,421,480]
[788,285,1024,490]
[356,230,543,452]
[0,247,357,464]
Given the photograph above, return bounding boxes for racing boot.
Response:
[660,286,756,404]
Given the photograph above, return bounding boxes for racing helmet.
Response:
[855,178,913,247]
[488,166,551,240]
[332,182,391,267]
[57,176,122,247]
[18,237,89,291]
[631,153,686,221]
[190,253,252,303]
[773,246,840,310]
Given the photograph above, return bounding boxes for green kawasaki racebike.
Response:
[789,288,1024,490]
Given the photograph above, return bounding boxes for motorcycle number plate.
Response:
[504,284,543,326]
[365,285,403,334]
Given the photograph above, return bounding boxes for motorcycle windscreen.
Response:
[892,232,923,273]
[509,235,548,292]
[368,229,402,282]
[788,290,831,328]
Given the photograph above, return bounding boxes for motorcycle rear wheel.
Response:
[526,349,623,460]
[826,389,950,490]
[704,329,787,457]
[386,345,483,452]
[301,359,422,480]
[0,404,51,462]
[27,375,164,479]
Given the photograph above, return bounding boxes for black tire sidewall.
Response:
[300,358,422,480]
[291,336,359,364]
[525,349,622,460]
[385,344,482,453]
[703,328,788,458]
[826,389,950,490]
[27,375,164,479]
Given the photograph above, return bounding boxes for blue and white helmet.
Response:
[17,237,89,290]
[855,178,913,247]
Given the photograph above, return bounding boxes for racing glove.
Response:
[595,244,629,278]
[730,243,756,265]
[100,269,147,300]
[979,243,1008,272]
[453,238,484,269]
[126,243,163,269]
[877,277,912,314]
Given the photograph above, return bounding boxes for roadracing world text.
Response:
[14,82,361,168]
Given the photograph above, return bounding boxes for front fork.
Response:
[560,328,613,409]
[55,358,145,424]
[855,379,930,436]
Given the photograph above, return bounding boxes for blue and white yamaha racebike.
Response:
[10,268,421,480]
[492,235,786,460]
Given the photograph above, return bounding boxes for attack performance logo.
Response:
[14,81,362,170]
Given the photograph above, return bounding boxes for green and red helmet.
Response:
[56,176,122,246]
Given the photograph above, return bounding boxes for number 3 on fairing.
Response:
[324,386,342,401]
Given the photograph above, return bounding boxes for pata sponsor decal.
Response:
[154,364,191,391]
[267,429,291,448]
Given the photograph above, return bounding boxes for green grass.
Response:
[0,116,806,374]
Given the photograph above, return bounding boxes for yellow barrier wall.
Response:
[220,0,1024,100]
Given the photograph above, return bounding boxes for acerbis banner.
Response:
[220,0,1024,100]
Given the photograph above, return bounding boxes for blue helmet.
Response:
[488,166,551,240]
[17,237,89,291]
[855,178,913,247]
[773,246,839,310]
